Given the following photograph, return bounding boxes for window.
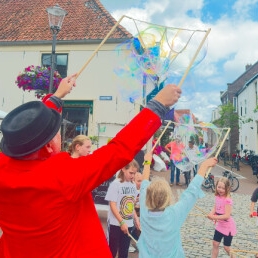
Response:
[233,97,237,112]
[61,100,93,150]
[41,54,68,78]
[244,99,247,115]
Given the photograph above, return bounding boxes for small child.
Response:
[137,151,217,257]
[105,160,140,258]
[207,177,237,258]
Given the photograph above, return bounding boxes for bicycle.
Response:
[201,173,215,192]
[240,150,255,166]
[221,152,240,172]
[222,170,239,192]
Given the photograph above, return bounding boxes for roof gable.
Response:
[0,0,131,42]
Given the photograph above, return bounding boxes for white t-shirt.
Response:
[105,179,137,227]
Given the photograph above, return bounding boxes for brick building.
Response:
[220,61,258,155]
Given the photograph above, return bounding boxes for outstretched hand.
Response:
[53,73,77,99]
[154,84,182,107]
[198,157,218,177]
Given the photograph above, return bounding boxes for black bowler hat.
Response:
[0,101,62,158]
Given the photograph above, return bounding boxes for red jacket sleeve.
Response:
[54,108,162,200]
[42,94,62,113]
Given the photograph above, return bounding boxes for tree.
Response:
[213,103,238,129]
[213,102,239,155]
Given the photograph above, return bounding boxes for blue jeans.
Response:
[108,224,133,258]
[193,164,198,177]
[170,161,180,183]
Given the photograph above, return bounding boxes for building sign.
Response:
[99,96,112,101]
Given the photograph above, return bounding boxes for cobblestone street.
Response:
[182,191,257,257]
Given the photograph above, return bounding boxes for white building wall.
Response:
[238,79,258,155]
[0,43,143,147]
[211,106,221,122]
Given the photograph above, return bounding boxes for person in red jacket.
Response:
[0,73,181,258]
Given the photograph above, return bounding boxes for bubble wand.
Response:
[177,28,211,89]
[75,15,128,79]
[204,127,231,178]
[128,232,138,244]
[151,121,173,152]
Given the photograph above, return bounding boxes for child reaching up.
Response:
[105,160,140,258]
[137,152,217,258]
[207,177,237,258]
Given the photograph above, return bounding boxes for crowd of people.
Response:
[0,74,257,258]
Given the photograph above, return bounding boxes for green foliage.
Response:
[242,118,253,123]
[254,105,258,113]
[213,103,239,129]
[154,126,173,146]
[89,135,99,145]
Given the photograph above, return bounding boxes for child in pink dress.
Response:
[207,177,237,257]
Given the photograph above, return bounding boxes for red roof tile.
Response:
[0,0,131,42]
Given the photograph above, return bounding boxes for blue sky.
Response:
[100,0,258,122]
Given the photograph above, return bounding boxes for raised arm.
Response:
[173,157,218,226]
[42,73,77,112]
[197,157,218,177]
[142,152,153,181]
[154,84,181,107]
[57,83,182,196]
[53,73,77,99]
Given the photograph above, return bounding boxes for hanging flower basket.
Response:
[15,65,62,99]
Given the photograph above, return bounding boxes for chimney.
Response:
[245,63,252,70]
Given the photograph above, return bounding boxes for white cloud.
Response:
[188,91,220,122]
[233,0,258,19]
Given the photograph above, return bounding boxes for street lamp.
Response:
[46,4,67,93]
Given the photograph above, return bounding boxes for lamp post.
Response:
[46,4,67,93]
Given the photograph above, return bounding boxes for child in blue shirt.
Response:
[137,152,217,258]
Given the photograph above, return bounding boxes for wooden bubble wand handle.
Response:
[128,232,138,244]
[75,15,127,79]
[151,121,173,152]
[177,28,211,89]
[204,127,231,178]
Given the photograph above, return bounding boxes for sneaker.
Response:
[170,183,174,186]
[129,245,136,253]
[176,183,182,186]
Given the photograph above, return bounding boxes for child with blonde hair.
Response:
[207,177,237,258]
[137,151,217,257]
[105,160,141,258]
[67,135,92,158]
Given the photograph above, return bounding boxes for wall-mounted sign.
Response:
[99,96,112,101]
